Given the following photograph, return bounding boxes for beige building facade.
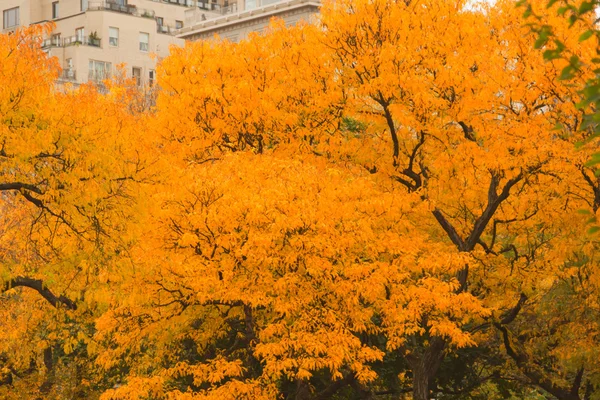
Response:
[1,0,186,86]
[177,0,320,43]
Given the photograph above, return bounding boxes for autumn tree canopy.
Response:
[1,1,600,399]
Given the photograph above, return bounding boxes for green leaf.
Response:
[535,37,549,49]
[579,30,594,42]
[587,226,600,234]
[559,65,575,80]
[579,1,595,14]
[584,153,600,167]
[543,49,562,60]
[577,209,592,215]
[569,14,578,26]
[535,26,554,49]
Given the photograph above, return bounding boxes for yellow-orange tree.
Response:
[90,2,600,400]
[0,25,152,399]
[320,0,600,398]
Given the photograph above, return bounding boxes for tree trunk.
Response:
[412,365,431,400]
[409,337,446,400]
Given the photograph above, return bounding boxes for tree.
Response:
[92,2,599,398]
[0,24,150,398]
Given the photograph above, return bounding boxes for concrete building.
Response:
[1,0,187,86]
[177,0,320,43]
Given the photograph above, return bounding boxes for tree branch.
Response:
[0,182,43,194]
[501,293,528,325]
[494,323,580,400]
[465,170,524,251]
[432,209,465,249]
[3,276,77,310]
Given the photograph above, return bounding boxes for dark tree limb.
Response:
[469,292,527,334]
[495,323,581,400]
[432,209,465,249]
[500,293,528,325]
[313,373,356,400]
[458,121,477,142]
[374,93,400,166]
[464,170,524,252]
[0,182,43,194]
[2,277,77,310]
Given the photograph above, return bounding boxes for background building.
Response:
[177,0,320,42]
[1,0,187,86]
[1,0,321,85]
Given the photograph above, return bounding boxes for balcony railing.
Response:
[87,1,156,18]
[63,35,101,47]
[59,69,77,81]
[42,35,101,48]
[157,25,179,34]
[42,38,62,48]
[196,1,238,14]
[149,0,195,6]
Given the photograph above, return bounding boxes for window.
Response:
[149,70,155,86]
[88,60,111,82]
[109,27,118,46]
[3,7,19,29]
[81,0,88,11]
[139,32,149,52]
[64,58,74,79]
[175,20,183,29]
[51,33,61,46]
[52,2,59,19]
[76,27,84,43]
[156,17,163,26]
[132,67,141,86]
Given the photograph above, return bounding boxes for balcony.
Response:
[42,35,101,48]
[157,25,175,34]
[42,38,62,48]
[194,2,238,15]
[87,1,156,18]
[149,0,195,6]
[59,69,77,82]
[63,35,101,47]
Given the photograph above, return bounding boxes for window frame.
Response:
[3,7,20,29]
[88,59,112,82]
[108,27,119,47]
[139,32,149,52]
[75,27,84,43]
[52,2,59,19]
[149,69,155,86]
[132,67,142,86]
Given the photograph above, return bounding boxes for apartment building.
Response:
[1,0,186,86]
[177,0,320,43]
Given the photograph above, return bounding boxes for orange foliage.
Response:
[1,3,600,400]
